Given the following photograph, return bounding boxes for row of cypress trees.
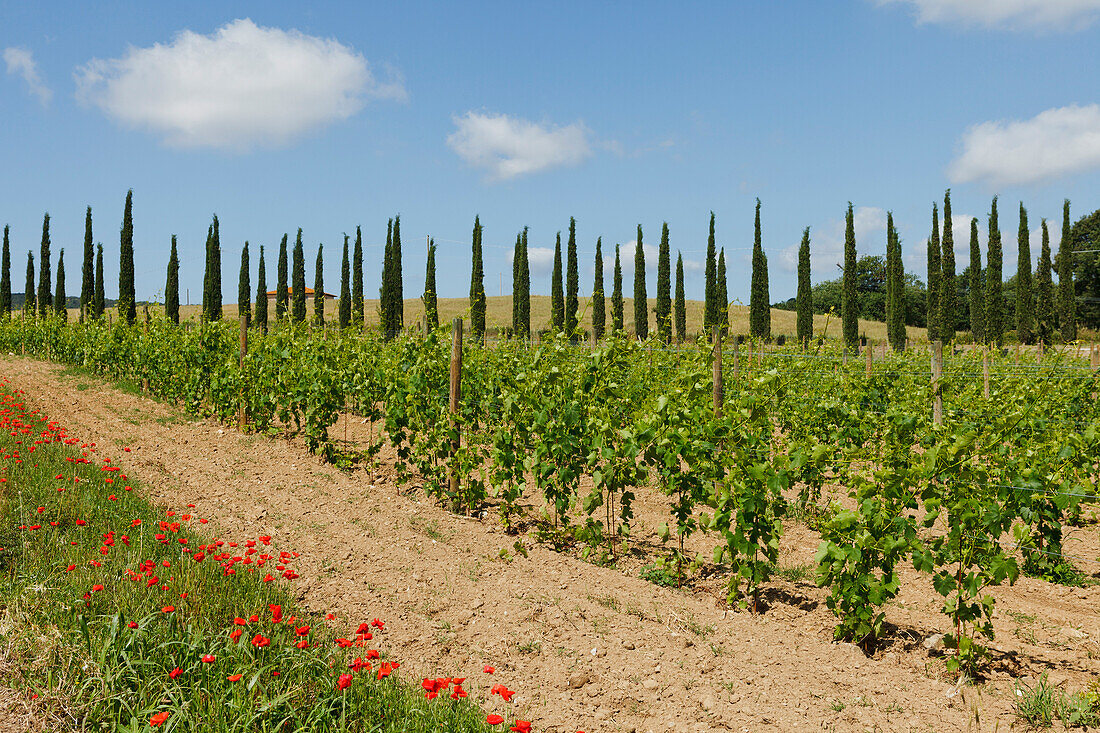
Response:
[0,195,1081,349]
[921,193,1077,347]
[1,200,114,323]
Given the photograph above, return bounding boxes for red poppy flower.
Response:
[295,639,309,649]
[349,657,368,673]
[336,673,353,691]
[149,711,170,727]
[295,625,310,637]
[370,618,385,630]
[484,665,495,674]
[201,654,216,663]
[487,715,504,726]
[230,629,243,643]
[169,667,182,679]
[66,564,76,572]
[376,662,392,680]
[365,649,379,660]
[248,614,258,623]
[509,722,531,733]
[325,613,336,621]
[491,684,516,702]
[127,621,138,629]
[91,584,104,592]
[269,604,282,623]
[251,633,270,648]
[233,617,247,626]
[227,674,242,682]
[161,606,175,614]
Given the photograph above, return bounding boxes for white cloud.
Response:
[524,246,556,276]
[876,0,1100,30]
[74,18,403,150]
[777,207,886,276]
[447,111,592,181]
[3,47,52,105]
[948,104,1100,186]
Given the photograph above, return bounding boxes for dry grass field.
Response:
[93,295,928,343]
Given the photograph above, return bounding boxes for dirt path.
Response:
[4,355,1100,732]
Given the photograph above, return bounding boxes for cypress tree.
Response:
[202,225,213,320]
[656,222,671,343]
[704,211,718,331]
[1036,219,1054,345]
[926,203,941,343]
[94,244,104,319]
[1057,199,1075,342]
[512,231,522,337]
[749,199,770,340]
[674,251,686,343]
[391,216,403,333]
[203,215,222,322]
[633,226,648,339]
[165,235,180,324]
[551,232,564,332]
[796,226,812,347]
[81,207,93,321]
[941,190,956,342]
[0,225,10,318]
[611,244,624,332]
[986,197,1004,347]
[25,252,35,317]
[890,216,907,350]
[885,214,902,350]
[38,213,51,317]
[54,249,66,322]
[380,219,393,336]
[238,241,251,328]
[969,218,984,342]
[565,217,579,337]
[339,234,351,329]
[592,238,605,341]
[1016,203,1034,344]
[352,226,364,329]
[276,234,289,320]
[470,215,486,340]
[291,228,306,323]
[119,191,136,324]
[313,244,325,327]
[717,248,728,331]
[255,245,268,334]
[212,217,224,321]
[519,227,530,338]
[842,203,858,350]
[424,238,438,329]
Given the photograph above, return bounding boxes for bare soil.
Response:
[4,355,1100,732]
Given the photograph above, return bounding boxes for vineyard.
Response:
[4,315,1100,688]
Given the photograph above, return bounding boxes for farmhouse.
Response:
[265,288,335,303]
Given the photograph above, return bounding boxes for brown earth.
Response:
[3,354,1100,732]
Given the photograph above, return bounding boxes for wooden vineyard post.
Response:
[865,340,873,378]
[238,314,248,429]
[983,346,990,399]
[1037,340,1044,363]
[732,336,740,381]
[448,318,463,502]
[932,339,943,427]
[712,327,723,418]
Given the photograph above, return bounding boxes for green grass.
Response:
[0,389,505,732]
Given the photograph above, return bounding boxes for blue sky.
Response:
[2,0,1100,306]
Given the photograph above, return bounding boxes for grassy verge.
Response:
[0,384,514,732]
